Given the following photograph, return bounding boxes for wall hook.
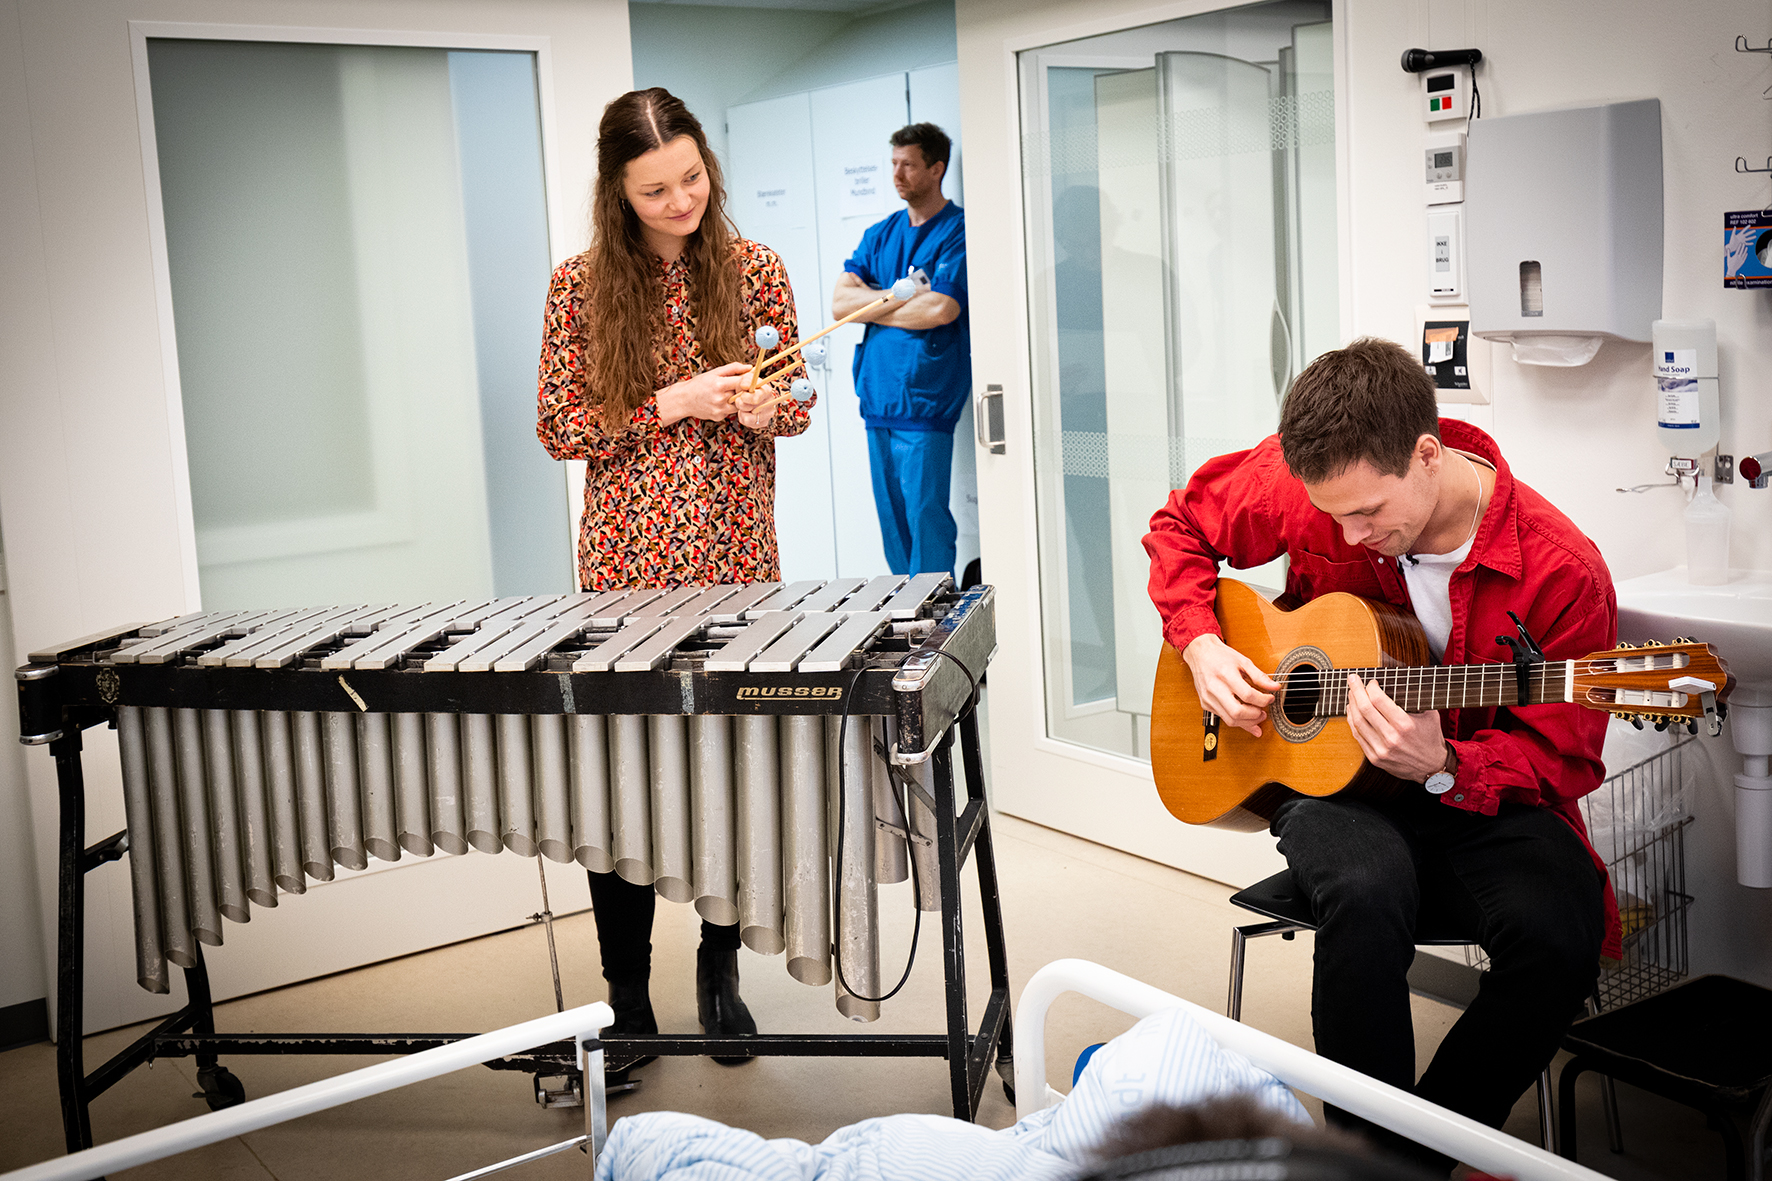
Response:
[1737,35,1772,53]
[1735,156,1772,173]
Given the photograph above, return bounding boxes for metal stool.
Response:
[1558,974,1772,1180]
[1227,868,1558,1152]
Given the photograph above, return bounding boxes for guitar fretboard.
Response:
[1281,660,1577,715]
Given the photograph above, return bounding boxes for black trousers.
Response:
[586,870,739,984]
[1270,789,1604,1147]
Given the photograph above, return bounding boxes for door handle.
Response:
[975,384,1005,455]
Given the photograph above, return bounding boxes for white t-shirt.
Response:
[1404,450,1491,661]
[1402,536,1472,662]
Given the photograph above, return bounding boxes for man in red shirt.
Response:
[1145,338,1618,1167]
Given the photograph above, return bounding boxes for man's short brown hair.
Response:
[1278,337,1440,484]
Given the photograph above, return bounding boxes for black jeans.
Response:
[586,870,740,984]
[1270,789,1603,1143]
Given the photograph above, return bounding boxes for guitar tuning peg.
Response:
[1629,716,1645,730]
[1687,719,1699,736]
[1675,635,1695,645]
[1615,641,1635,649]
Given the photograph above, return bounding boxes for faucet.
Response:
[1743,452,1771,489]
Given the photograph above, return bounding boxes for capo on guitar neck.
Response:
[1495,610,1545,706]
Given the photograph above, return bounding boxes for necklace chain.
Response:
[1407,451,1486,563]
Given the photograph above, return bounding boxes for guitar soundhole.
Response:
[1271,645,1332,744]
[1282,664,1321,725]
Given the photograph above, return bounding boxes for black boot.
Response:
[697,945,757,1065]
[604,975,657,1078]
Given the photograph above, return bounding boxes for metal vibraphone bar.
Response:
[17,576,1013,1153]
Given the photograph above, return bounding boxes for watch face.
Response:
[1425,772,1455,795]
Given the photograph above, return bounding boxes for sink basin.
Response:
[1617,569,1772,888]
[1614,567,1772,701]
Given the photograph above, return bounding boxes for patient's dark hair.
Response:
[1106,1096,1366,1160]
[1077,1096,1439,1181]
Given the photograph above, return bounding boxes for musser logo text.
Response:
[735,686,844,699]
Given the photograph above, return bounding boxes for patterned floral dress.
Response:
[536,239,814,591]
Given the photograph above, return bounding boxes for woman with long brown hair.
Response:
[537,88,814,1067]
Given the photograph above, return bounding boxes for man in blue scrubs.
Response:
[834,123,969,576]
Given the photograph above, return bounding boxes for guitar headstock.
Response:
[1572,638,1734,730]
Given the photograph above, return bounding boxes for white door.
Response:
[730,68,978,583]
[807,73,914,578]
[909,63,979,580]
[726,91,836,582]
[971,9,1340,887]
[38,25,599,1036]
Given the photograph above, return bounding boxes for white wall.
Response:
[0,546,48,1016]
[629,0,959,172]
[959,0,1772,985]
[743,0,958,102]
[628,2,853,166]
[0,0,631,1026]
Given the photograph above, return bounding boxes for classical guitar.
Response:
[1150,579,1734,832]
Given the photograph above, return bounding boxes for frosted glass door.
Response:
[1019,4,1336,765]
[149,40,567,610]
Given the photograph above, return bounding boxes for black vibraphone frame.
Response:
[18,588,1014,1155]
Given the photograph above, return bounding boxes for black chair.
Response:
[1227,868,1557,1151]
[1557,974,1772,1180]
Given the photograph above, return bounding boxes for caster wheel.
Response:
[194,1066,245,1111]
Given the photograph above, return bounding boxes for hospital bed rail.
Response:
[0,1000,613,1181]
[1014,959,1609,1181]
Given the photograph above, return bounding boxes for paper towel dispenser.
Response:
[1465,98,1662,359]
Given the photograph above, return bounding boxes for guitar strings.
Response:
[1254,649,1702,719]
[1264,656,1561,717]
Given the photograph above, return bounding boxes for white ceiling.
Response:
[631,0,926,14]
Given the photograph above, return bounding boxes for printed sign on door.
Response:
[837,158,889,220]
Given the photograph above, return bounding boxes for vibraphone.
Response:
[18,574,1013,1153]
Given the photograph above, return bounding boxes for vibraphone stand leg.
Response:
[184,947,245,1111]
[52,729,95,1154]
[51,727,244,1157]
[959,706,1015,1101]
[930,708,1015,1119]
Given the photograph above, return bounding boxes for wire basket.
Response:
[1580,738,1694,1010]
[1462,739,1693,1011]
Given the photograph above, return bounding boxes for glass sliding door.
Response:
[1020,2,1339,761]
[148,39,567,610]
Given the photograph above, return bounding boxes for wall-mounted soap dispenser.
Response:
[1653,318,1719,458]
[1465,98,1663,364]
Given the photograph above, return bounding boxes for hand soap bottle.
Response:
[1685,475,1732,585]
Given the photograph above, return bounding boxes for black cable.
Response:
[832,645,982,1005]
[1469,63,1482,119]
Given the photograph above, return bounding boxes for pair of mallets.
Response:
[736,276,920,410]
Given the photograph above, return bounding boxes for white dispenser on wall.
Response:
[1465,99,1663,364]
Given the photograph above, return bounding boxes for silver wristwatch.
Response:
[1424,743,1457,795]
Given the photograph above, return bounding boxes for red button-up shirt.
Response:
[1144,420,1622,960]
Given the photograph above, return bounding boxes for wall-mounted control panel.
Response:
[1425,131,1465,204]
[1427,205,1466,302]
[1422,66,1468,123]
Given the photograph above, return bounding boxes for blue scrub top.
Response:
[844,202,970,433]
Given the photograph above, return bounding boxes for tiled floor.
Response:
[0,816,1729,1179]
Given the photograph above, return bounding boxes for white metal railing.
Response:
[1014,959,1610,1181]
[13,962,1618,1181]
[1,1001,613,1181]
